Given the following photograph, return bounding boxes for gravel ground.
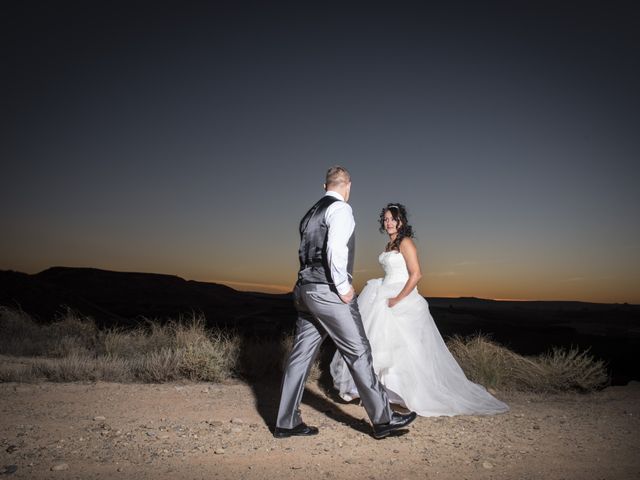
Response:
[1,380,639,479]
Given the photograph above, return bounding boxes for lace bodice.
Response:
[379,251,409,285]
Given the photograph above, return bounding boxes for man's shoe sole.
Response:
[273,426,319,438]
[373,412,417,439]
[273,431,318,438]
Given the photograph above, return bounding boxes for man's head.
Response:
[324,166,352,201]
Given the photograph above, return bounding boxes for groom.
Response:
[274,166,417,439]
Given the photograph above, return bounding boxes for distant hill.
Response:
[0,267,296,334]
[1,266,638,383]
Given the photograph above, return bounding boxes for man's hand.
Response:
[339,286,355,304]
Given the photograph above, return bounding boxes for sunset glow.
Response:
[2,3,638,304]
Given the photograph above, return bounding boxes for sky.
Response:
[2,1,639,303]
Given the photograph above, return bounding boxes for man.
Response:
[274,166,417,439]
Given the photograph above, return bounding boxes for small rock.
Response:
[5,445,18,453]
[201,388,210,393]
[158,434,170,440]
[50,463,69,471]
[532,424,540,430]
[231,418,244,424]
[482,461,494,469]
[1,465,18,475]
[291,465,302,470]
[214,448,225,455]
[231,427,242,433]
[93,416,106,421]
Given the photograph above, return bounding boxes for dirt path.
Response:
[1,380,639,479]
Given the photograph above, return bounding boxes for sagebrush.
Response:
[0,306,608,391]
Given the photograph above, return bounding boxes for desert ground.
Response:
[1,380,639,480]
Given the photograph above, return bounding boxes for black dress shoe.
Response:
[273,422,319,438]
[373,411,417,439]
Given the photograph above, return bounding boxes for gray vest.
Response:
[297,195,355,288]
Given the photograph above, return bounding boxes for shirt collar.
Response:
[324,190,345,201]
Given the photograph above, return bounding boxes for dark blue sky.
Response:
[2,1,639,302]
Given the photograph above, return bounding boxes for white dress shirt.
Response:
[324,190,355,295]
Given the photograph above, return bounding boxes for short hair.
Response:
[325,166,351,187]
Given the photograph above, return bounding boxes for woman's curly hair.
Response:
[379,203,414,251]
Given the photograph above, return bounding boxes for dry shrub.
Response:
[0,306,99,358]
[538,347,608,391]
[92,356,134,382]
[42,355,124,382]
[0,353,134,383]
[446,334,530,389]
[1,306,607,391]
[173,315,209,350]
[134,348,183,383]
[0,307,54,356]
[0,308,240,383]
[32,353,98,382]
[0,364,37,382]
[447,334,608,392]
[47,308,100,356]
[0,355,38,382]
[103,320,182,358]
[103,314,241,382]
[171,315,239,382]
[179,330,239,382]
[143,320,177,352]
[49,336,94,359]
[103,328,150,358]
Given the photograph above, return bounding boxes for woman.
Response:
[330,203,509,416]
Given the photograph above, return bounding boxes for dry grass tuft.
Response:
[537,347,609,391]
[179,329,240,382]
[0,307,609,391]
[0,308,239,383]
[447,334,608,392]
[134,348,183,383]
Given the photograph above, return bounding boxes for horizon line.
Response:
[2,265,637,305]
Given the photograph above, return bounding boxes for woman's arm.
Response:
[388,238,423,308]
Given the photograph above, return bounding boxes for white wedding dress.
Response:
[330,251,509,416]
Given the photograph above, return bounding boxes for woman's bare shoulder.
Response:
[399,237,417,251]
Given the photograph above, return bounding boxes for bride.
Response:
[330,203,509,416]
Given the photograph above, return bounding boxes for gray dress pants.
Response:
[276,283,393,429]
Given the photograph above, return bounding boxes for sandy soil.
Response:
[1,379,639,480]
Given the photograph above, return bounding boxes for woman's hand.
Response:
[388,297,401,308]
